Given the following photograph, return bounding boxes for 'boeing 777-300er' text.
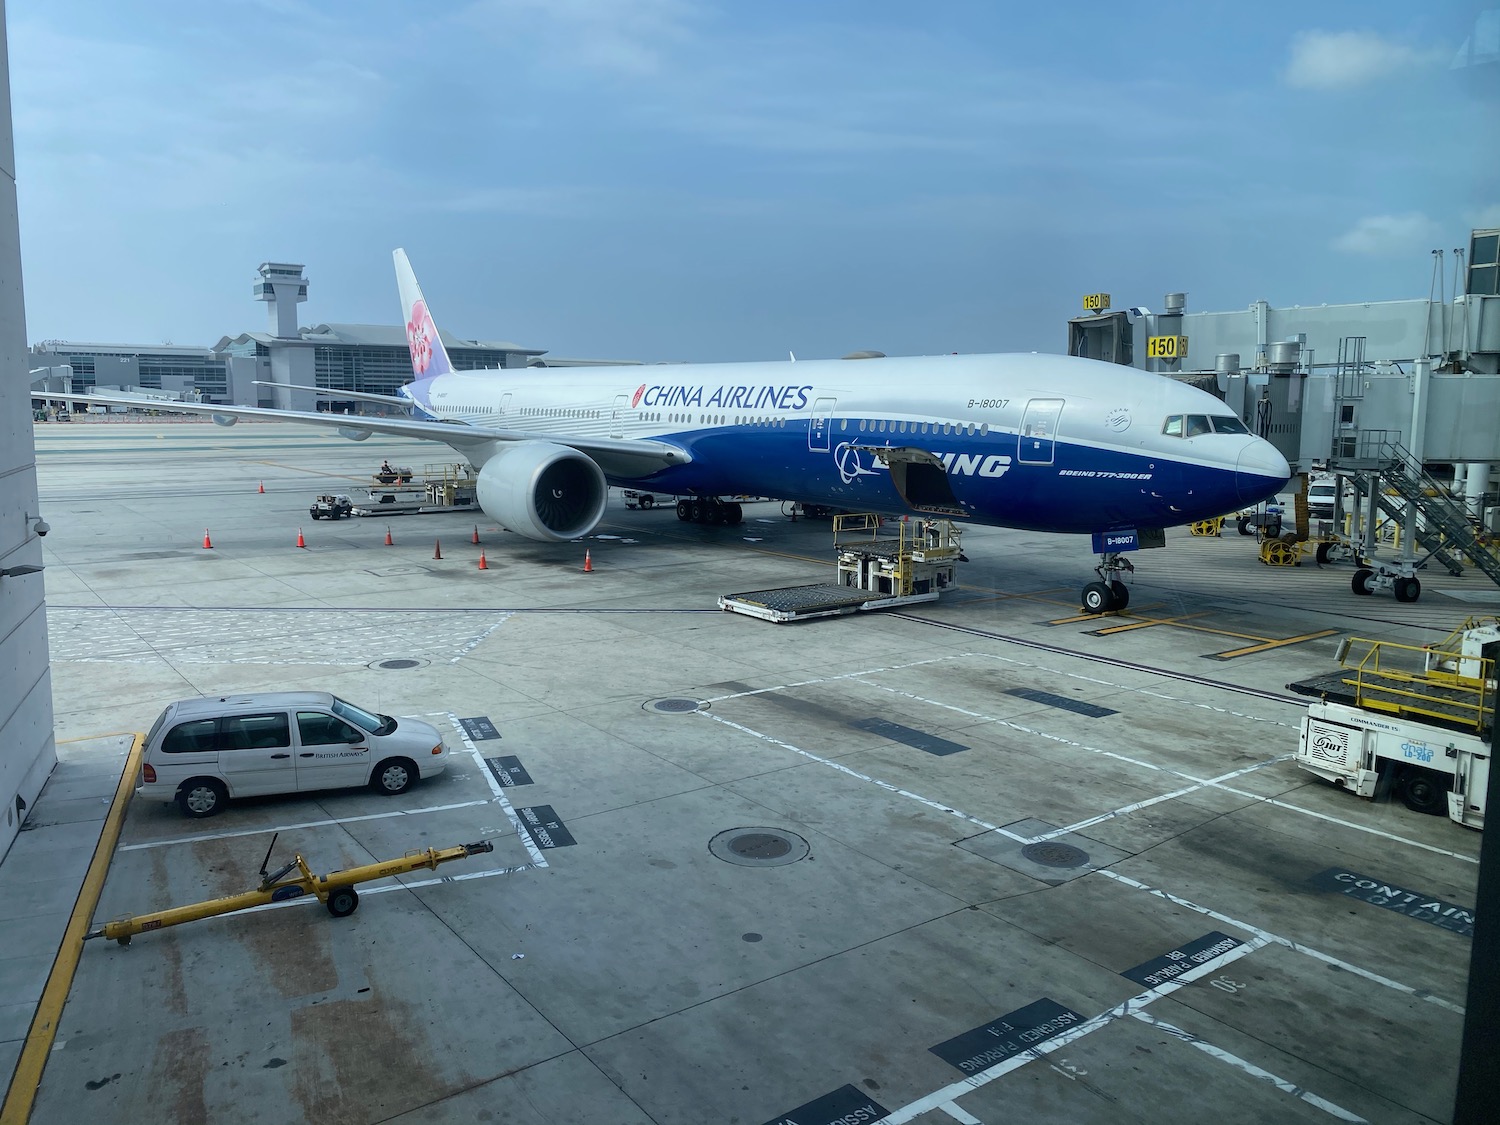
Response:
[75,249,1291,612]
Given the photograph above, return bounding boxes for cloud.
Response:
[1469,203,1500,231]
[1332,213,1442,256]
[1285,30,1445,89]
[459,0,699,78]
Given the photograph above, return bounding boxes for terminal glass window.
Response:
[1468,230,1498,296]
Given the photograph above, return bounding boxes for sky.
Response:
[7,1,1498,363]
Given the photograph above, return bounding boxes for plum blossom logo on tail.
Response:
[632,384,646,408]
[406,301,437,375]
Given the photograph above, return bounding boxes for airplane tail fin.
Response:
[393,248,454,378]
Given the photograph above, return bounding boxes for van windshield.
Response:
[331,697,386,735]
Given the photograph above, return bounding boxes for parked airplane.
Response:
[75,249,1290,613]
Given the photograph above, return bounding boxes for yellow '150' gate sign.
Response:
[1147,335,1189,360]
[1082,292,1110,311]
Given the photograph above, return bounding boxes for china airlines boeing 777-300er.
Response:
[76,249,1291,613]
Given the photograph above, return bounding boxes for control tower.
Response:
[255,262,308,338]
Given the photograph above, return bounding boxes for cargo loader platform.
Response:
[719,514,962,623]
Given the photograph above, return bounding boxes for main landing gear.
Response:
[1081,553,1133,614]
[676,497,744,526]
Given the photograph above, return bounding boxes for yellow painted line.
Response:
[1210,628,1340,660]
[1091,612,1210,635]
[1,733,144,1125]
[1047,604,1168,625]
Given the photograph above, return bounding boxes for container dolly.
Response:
[85,833,494,946]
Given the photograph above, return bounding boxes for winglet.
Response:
[393,249,453,378]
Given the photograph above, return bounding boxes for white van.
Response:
[140,692,449,817]
[1307,479,1339,519]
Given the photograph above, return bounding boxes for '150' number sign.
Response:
[1147,335,1189,360]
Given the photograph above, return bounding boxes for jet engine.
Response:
[474,441,609,541]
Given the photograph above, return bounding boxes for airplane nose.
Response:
[1236,440,1291,503]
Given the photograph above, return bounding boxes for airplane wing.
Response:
[252,381,416,410]
[67,392,691,477]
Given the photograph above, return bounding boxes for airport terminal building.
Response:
[29,262,549,413]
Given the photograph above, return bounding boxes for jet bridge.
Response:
[1218,341,1500,601]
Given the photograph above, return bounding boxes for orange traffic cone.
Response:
[433,539,443,560]
[583,549,593,573]
[384,526,394,546]
[202,529,213,549]
[471,524,480,545]
[478,551,488,570]
[296,527,306,548]
[257,481,265,494]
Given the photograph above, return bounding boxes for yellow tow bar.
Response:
[84,833,494,946]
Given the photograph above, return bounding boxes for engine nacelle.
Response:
[475,441,608,542]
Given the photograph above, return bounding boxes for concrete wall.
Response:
[0,3,58,864]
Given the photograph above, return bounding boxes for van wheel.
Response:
[178,779,227,818]
[326,886,360,918]
[372,758,416,795]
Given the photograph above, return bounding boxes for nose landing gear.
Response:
[1082,553,1133,614]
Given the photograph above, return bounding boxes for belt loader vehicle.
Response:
[1287,619,1497,830]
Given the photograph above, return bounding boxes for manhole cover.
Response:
[1020,841,1090,869]
[376,659,421,670]
[730,833,791,860]
[709,828,810,867]
[648,698,704,713]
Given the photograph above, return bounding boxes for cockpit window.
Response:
[1210,415,1249,435]
[1162,415,1183,437]
[1184,415,1212,437]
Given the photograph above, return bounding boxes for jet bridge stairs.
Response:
[1340,438,1500,592]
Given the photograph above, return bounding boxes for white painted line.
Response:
[698,711,1029,843]
[191,863,539,923]
[1191,786,1478,865]
[937,1103,982,1124]
[1031,757,1290,842]
[1129,1011,1367,1122]
[119,800,493,852]
[450,616,511,663]
[1096,869,1465,1015]
[847,678,1477,865]
[884,938,1269,1123]
[445,713,549,870]
[702,678,1476,870]
[699,650,1299,730]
